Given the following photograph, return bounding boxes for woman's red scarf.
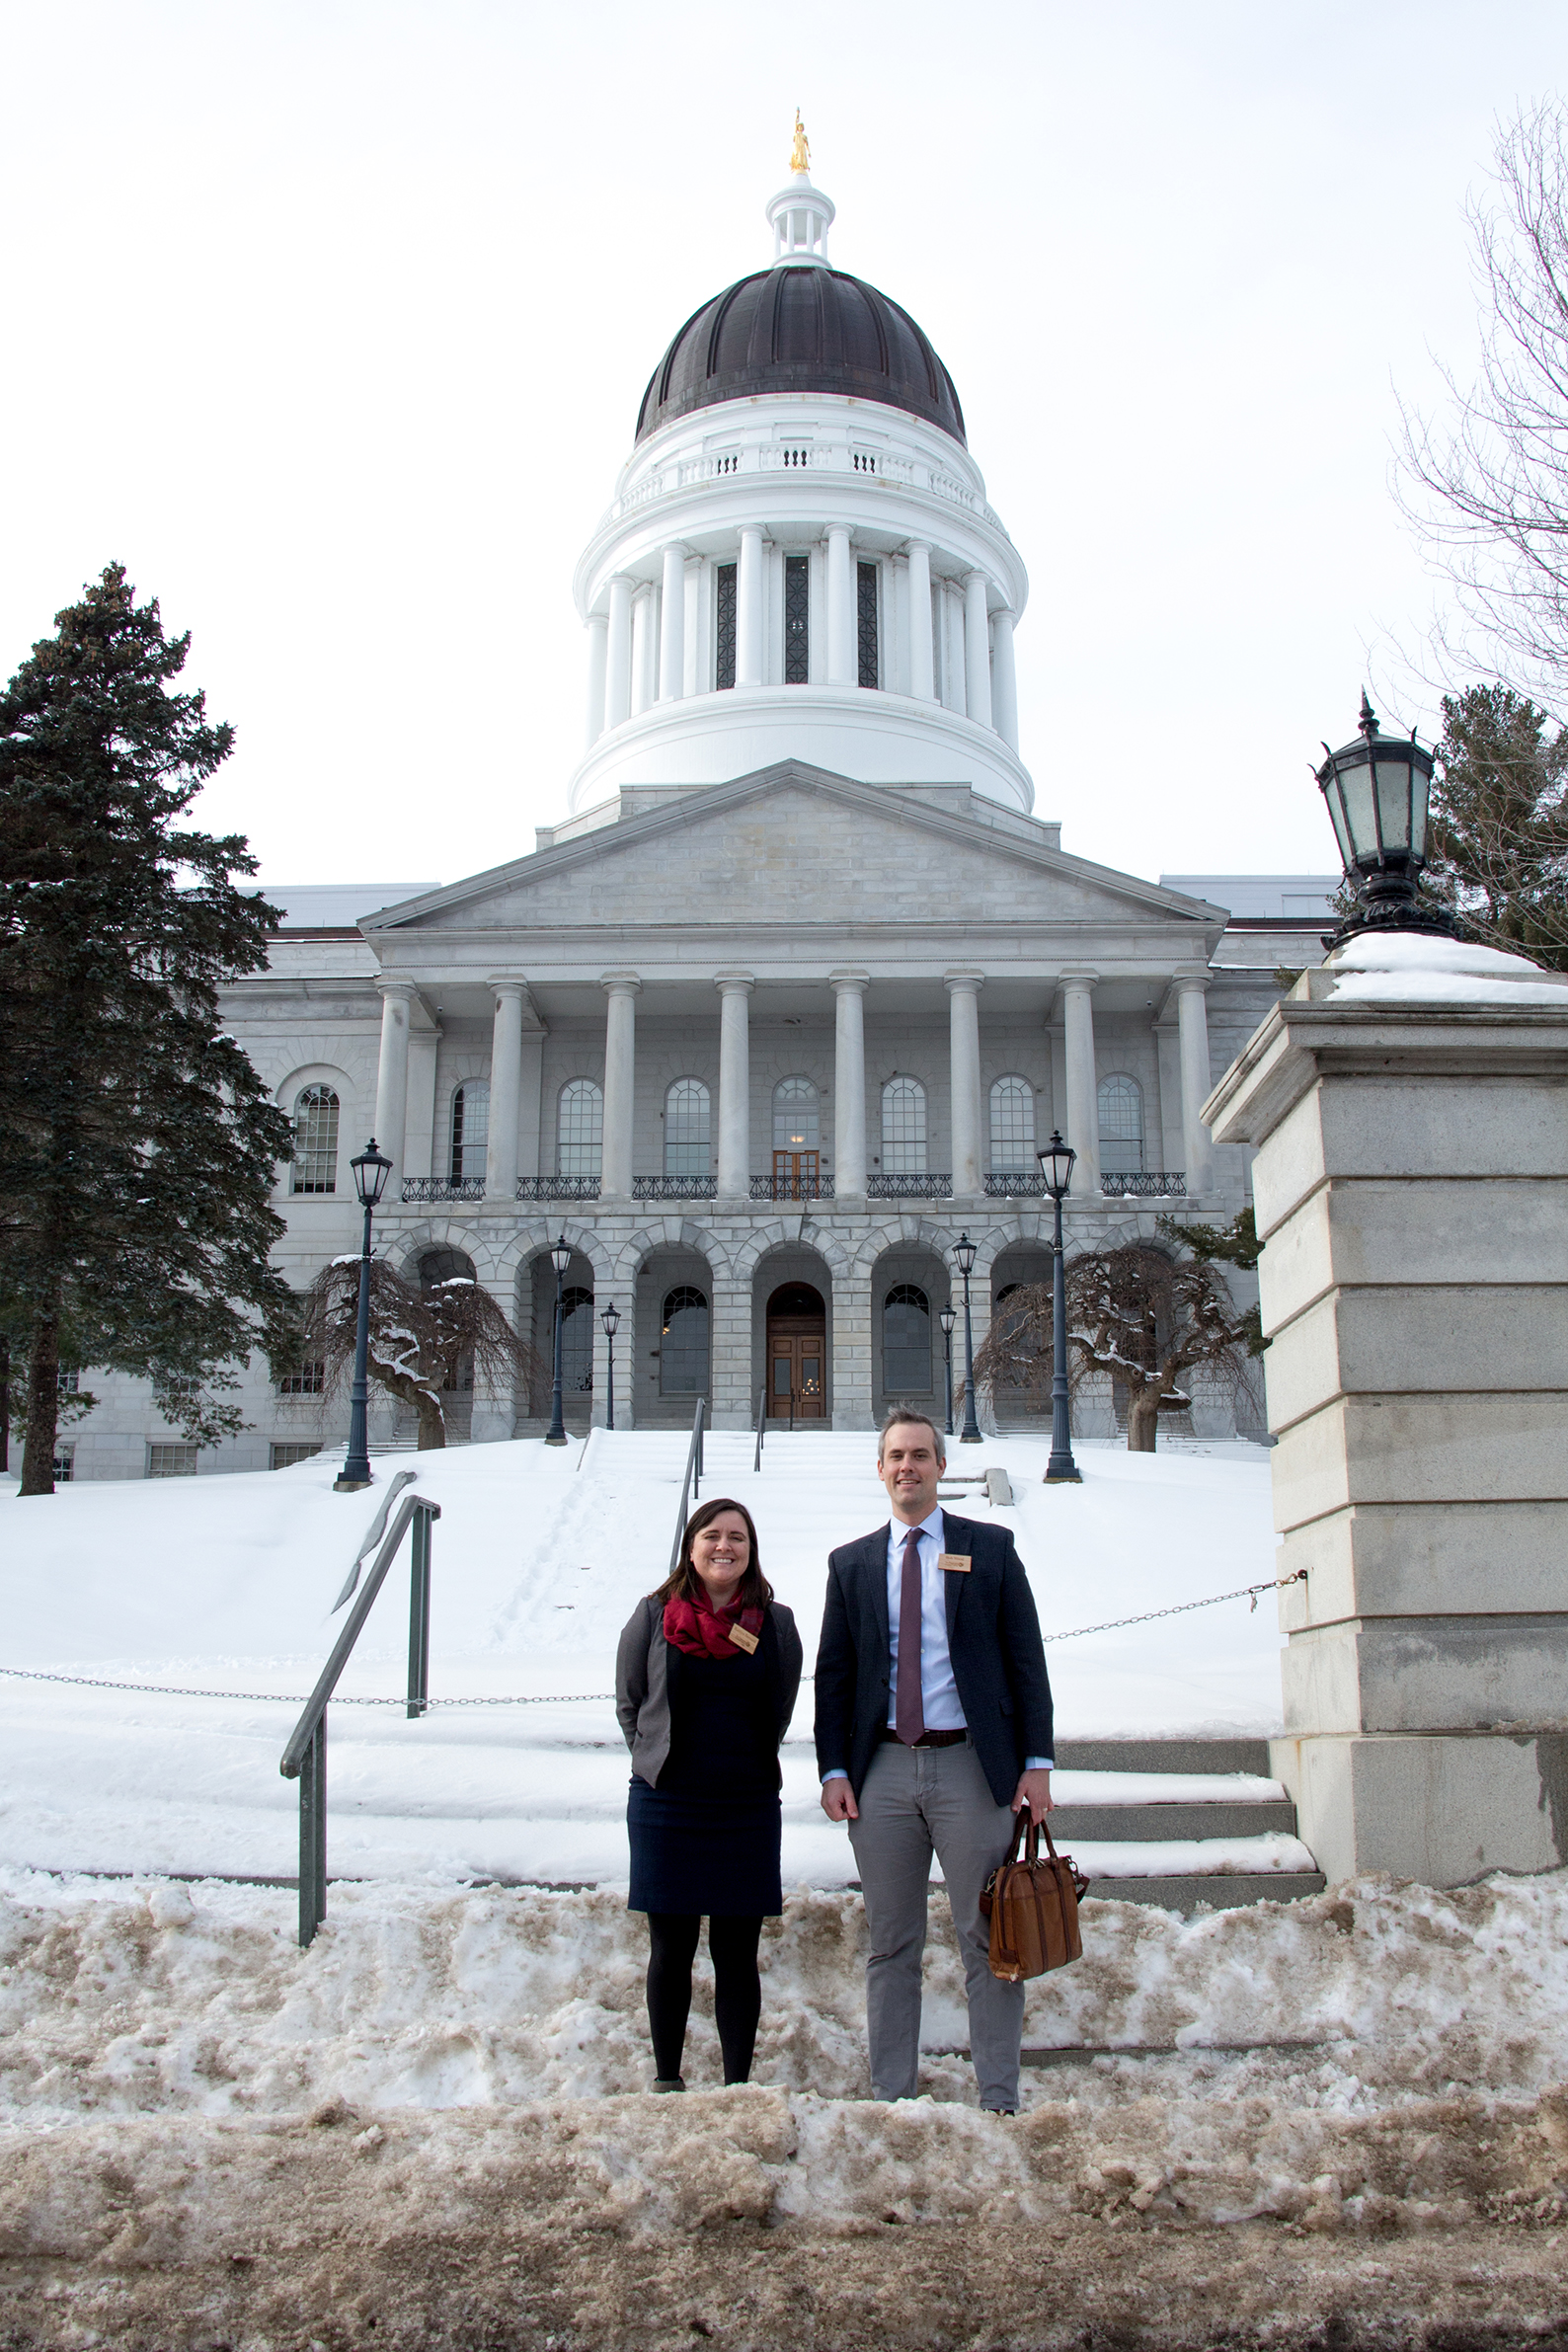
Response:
[664,1585,765,1662]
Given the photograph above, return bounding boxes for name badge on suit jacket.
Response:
[728,1622,759,1654]
[938,1553,972,1574]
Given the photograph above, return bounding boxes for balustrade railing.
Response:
[516,1176,602,1202]
[1100,1171,1187,1198]
[749,1172,835,1202]
[982,1173,1049,1198]
[402,1177,485,1204]
[632,1175,719,1200]
[867,1173,954,1199]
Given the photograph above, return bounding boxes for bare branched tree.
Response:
[974,1242,1258,1452]
[296,1260,544,1449]
[1397,102,1568,700]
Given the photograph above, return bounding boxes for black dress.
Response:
[627,1621,784,1918]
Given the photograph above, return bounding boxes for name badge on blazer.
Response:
[728,1622,759,1654]
[938,1553,972,1574]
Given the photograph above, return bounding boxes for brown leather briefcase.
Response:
[980,1811,1089,1981]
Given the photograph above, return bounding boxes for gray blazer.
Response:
[616,1593,804,1789]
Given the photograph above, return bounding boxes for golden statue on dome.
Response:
[790,111,811,175]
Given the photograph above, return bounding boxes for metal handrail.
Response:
[666,1397,705,1574]
[280,1489,440,1948]
[752,1381,766,1472]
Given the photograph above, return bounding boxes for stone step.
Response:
[1079,1872,1326,1917]
[1055,1737,1273,1776]
[1050,1799,1298,1841]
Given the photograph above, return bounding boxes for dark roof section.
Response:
[635,265,966,446]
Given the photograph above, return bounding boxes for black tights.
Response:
[645,1913,763,2084]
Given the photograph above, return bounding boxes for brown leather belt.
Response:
[881,1727,967,1749]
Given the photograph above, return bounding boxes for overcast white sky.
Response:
[3,2,1563,891]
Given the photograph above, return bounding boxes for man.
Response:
[815,1407,1054,2114]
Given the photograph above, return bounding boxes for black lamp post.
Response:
[545,1232,573,1447]
[334,1137,393,1492]
[952,1231,982,1446]
[1037,1129,1082,1485]
[938,1303,956,1439]
[600,1298,620,1431]
[1316,690,1457,946]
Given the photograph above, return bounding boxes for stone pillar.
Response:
[659,543,686,702]
[941,582,967,717]
[484,980,527,1200]
[1206,939,1568,1887]
[605,574,634,730]
[946,971,984,1196]
[372,980,416,1192]
[826,524,855,685]
[682,557,702,697]
[990,609,1019,751]
[585,613,608,748]
[715,974,753,1199]
[831,973,869,1197]
[403,1026,439,1182]
[710,1272,754,1431]
[905,540,935,701]
[963,573,993,730]
[1174,972,1216,1198]
[738,527,764,686]
[600,975,640,1199]
[831,1267,875,1432]
[516,1028,544,1182]
[1059,974,1100,1198]
[630,585,654,716]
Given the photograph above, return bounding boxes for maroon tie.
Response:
[896,1527,926,1746]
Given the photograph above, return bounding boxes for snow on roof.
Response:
[254,884,440,929]
[1324,932,1568,1005]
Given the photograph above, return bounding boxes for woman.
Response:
[616,1495,802,2091]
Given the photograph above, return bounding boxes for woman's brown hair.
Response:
[654,1495,773,1609]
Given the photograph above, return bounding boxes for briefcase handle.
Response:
[1005,1806,1065,1868]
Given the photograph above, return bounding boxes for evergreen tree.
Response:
[1421,683,1568,970]
[0,565,295,1495]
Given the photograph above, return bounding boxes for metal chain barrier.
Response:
[0,1571,1306,1708]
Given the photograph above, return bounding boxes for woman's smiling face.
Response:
[690,1511,750,1601]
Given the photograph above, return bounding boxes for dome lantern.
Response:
[764,113,834,268]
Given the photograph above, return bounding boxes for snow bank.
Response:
[1324,931,1568,1005]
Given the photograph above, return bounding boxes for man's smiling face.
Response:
[878,1419,945,1525]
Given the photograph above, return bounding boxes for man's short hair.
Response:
[877,1405,947,1463]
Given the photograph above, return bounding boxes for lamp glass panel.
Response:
[1336,759,1378,862]
[1373,757,1412,852]
[1321,780,1355,869]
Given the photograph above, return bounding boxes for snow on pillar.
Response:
[599,974,641,1199]
[946,972,984,1196]
[716,975,753,1198]
[831,973,869,1197]
[605,575,634,729]
[964,573,993,731]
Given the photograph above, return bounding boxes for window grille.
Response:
[883,1284,932,1393]
[784,555,810,684]
[772,1077,820,1152]
[665,1078,711,1180]
[660,1284,710,1395]
[1098,1074,1145,1175]
[147,1444,198,1478]
[51,1446,74,1483]
[557,1079,603,1178]
[715,562,737,690]
[278,1360,326,1395]
[291,1084,340,1194]
[449,1080,490,1186]
[857,561,879,689]
[881,1076,927,1173]
[989,1076,1036,1172]
[559,1283,595,1395]
[270,1442,322,1469]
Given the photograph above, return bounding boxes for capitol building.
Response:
[63,134,1337,1478]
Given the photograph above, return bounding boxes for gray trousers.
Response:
[847,1736,1025,2110]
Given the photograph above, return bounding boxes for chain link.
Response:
[1041,1569,1307,1646]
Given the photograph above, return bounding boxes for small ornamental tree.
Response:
[0,566,295,1495]
[297,1260,544,1449]
[974,1239,1258,1451]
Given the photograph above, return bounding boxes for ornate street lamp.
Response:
[938,1303,957,1439]
[334,1138,394,1492]
[1316,690,1457,946]
[600,1298,620,1432]
[545,1232,573,1447]
[1037,1130,1082,1485]
[952,1231,982,1447]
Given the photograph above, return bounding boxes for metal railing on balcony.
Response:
[982,1173,1049,1198]
[749,1172,835,1202]
[867,1173,954,1199]
[1100,1171,1187,1198]
[516,1176,601,1202]
[633,1175,719,1201]
[402,1177,485,1204]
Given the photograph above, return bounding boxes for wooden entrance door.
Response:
[770,1149,820,1201]
[765,1282,826,1420]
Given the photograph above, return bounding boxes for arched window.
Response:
[449,1080,489,1185]
[772,1076,820,1152]
[1099,1074,1144,1175]
[881,1076,926,1173]
[883,1283,932,1393]
[560,1284,595,1394]
[291,1084,339,1194]
[660,1284,710,1395]
[557,1078,603,1178]
[665,1078,711,1180]
[989,1075,1036,1173]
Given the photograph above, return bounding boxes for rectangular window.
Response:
[784,555,810,684]
[271,1442,323,1469]
[857,561,879,689]
[51,1446,74,1483]
[715,562,737,691]
[147,1444,198,1478]
[278,1360,326,1395]
[57,1368,80,1394]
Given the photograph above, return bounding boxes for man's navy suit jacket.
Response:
[813,1512,1054,1807]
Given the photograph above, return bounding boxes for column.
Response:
[1059,974,1100,1199]
[831,973,869,1196]
[963,573,993,730]
[941,583,967,716]
[630,586,654,716]
[682,557,701,697]
[990,609,1019,751]
[887,556,909,696]
[600,974,640,1198]
[659,544,686,702]
[767,541,785,683]
[1174,973,1216,1197]
[946,972,983,1196]
[584,613,608,748]
[605,575,634,728]
[825,523,855,685]
[905,540,935,700]
[484,980,527,1199]
[372,980,416,1193]
[516,1028,544,1182]
[737,526,764,686]
[715,974,753,1198]
[403,1027,438,1182]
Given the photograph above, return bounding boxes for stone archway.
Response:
[748,1244,835,1427]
